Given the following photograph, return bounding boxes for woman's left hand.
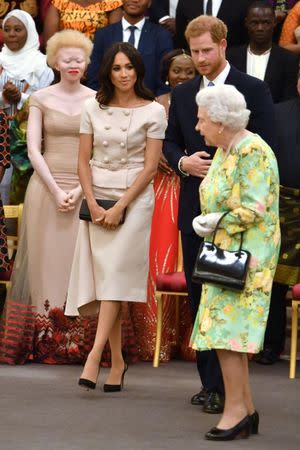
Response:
[67,185,82,209]
[158,154,173,174]
[96,203,125,230]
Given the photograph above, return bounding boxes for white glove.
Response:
[192,212,224,237]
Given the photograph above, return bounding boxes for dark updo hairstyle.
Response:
[96,42,155,107]
[160,48,193,84]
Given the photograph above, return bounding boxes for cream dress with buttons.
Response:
[65,98,166,316]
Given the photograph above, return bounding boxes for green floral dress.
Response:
[190,134,281,354]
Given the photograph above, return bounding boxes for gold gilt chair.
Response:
[153,233,188,367]
[289,283,300,379]
[0,203,23,289]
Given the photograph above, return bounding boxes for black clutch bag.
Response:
[192,212,251,291]
[79,199,126,224]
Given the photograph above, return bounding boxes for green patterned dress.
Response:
[190,134,280,354]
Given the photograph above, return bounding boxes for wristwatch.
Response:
[178,156,189,177]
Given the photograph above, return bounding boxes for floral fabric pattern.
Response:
[52,0,123,40]
[190,134,280,354]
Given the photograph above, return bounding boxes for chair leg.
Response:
[153,292,163,368]
[289,301,299,379]
[175,296,180,348]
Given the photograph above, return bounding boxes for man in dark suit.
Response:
[148,0,177,37]
[227,0,299,103]
[86,0,173,95]
[175,0,252,49]
[163,14,275,414]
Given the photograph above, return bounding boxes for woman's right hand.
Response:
[53,188,71,212]
[89,202,106,225]
[2,81,21,104]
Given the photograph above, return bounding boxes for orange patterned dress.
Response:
[52,0,123,40]
[131,171,195,362]
[279,2,300,45]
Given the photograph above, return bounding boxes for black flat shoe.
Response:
[250,410,259,434]
[254,348,280,365]
[203,391,224,414]
[103,363,128,392]
[78,378,96,390]
[191,388,207,405]
[205,415,251,441]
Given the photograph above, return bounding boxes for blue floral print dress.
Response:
[190,133,280,354]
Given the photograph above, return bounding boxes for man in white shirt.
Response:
[227,0,299,103]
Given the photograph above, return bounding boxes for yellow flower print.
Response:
[256,306,264,316]
[222,154,236,173]
[253,268,273,293]
[227,183,240,209]
[273,226,281,246]
[236,207,255,223]
[200,308,212,333]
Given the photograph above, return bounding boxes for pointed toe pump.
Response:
[78,377,97,390]
[103,363,128,393]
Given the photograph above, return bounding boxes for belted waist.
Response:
[89,159,143,171]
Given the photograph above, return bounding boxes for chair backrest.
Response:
[3,204,23,258]
[177,232,184,272]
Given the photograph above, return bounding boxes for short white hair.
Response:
[196,84,250,131]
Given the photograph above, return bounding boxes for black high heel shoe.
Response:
[250,410,259,434]
[205,415,251,441]
[78,377,97,390]
[78,356,100,390]
[103,363,128,392]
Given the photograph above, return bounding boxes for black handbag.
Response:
[192,212,251,291]
[79,199,126,224]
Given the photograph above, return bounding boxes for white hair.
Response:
[196,84,250,131]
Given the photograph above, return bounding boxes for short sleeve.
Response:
[0,111,10,168]
[146,103,167,139]
[29,94,43,111]
[80,101,93,134]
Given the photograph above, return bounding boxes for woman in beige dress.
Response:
[65,42,166,391]
[0,30,95,364]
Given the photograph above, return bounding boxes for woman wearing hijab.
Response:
[0,9,54,204]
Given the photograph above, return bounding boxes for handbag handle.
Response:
[211,211,245,252]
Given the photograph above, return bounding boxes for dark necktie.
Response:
[208,81,215,87]
[206,0,213,15]
[128,25,137,47]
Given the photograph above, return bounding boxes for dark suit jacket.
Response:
[227,44,299,103]
[86,20,173,96]
[148,0,169,23]
[175,0,252,49]
[274,98,300,188]
[163,66,276,233]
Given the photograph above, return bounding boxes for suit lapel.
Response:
[264,45,277,85]
[239,45,248,73]
[138,21,150,54]
[113,22,123,42]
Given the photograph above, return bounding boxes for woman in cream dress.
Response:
[65,42,166,391]
[0,30,95,364]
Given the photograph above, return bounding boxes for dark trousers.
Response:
[263,282,288,354]
[181,231,224,394]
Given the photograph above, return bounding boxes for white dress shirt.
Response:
[202,61,231,88]
[246,47,271,81]
[122,17,145,49]
[203,0,223,16]
[159,0,179,21]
